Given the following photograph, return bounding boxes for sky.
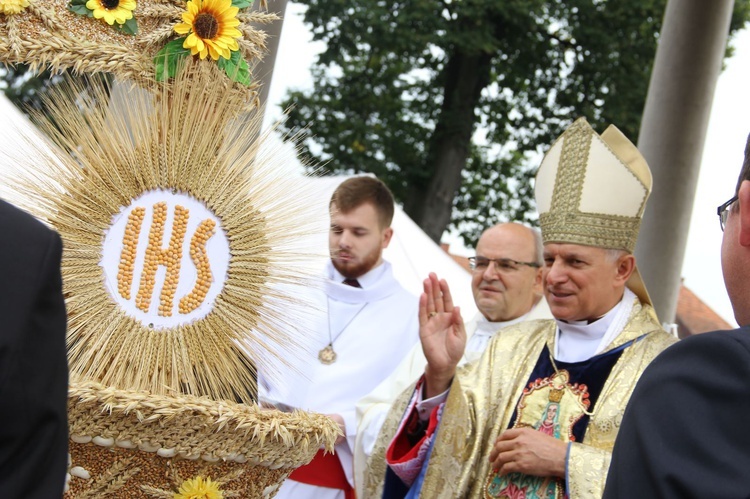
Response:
[262,4,750,327]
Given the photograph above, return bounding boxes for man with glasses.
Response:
[467,223,549,360]
[603,135,750,497]
[353,222,550,494]
[361,118,676,498]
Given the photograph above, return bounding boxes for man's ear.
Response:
[615,253,636,284]
[533,267,543,295]
[738,180,750,247]
[381,226,394,248]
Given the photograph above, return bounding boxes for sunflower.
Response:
[174,0,242,61]
[85,0,136,25]
[174,476,223,499]
[0,0,30,15]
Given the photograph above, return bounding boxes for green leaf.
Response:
[153,38,190,82]
[232,0,253,8]
[217,50,251,86]
[117,17,139,36]
[68,0,93,17]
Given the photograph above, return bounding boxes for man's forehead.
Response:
[478,225,533,252]
[329,203,379,228]
[542,242,606,257]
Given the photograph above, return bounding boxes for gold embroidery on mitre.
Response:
[536,118,651,253]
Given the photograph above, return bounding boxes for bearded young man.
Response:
[262,176,420,499]
[353,222,551,494]
[362,118,676,499]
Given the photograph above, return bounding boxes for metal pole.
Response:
[635,0,734,327]
[252,0,289,114]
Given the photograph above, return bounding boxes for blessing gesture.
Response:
[419,273,466,398]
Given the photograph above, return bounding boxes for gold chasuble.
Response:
[364,297,675,498]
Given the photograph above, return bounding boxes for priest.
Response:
[362,118,677,498]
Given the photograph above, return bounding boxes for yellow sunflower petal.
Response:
[113,10,133,23]
[209,41,230,60]
[222,28,242,38]
[187,0,200,16]
[214,0,233,10]
[174,22,192,35]
[185,33,204,52]
[207,44,221,61]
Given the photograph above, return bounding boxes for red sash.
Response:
[288,449,356,499]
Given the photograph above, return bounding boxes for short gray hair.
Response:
[530,227,543,266]
[604,248,629,263]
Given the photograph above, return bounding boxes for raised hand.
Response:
[419,272,466,398]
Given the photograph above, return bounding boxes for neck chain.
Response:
[319,298,369,364]
[547,346,596,417]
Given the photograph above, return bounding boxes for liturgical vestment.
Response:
[364,297,675,498]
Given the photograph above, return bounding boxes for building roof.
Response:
[675,283,733,337]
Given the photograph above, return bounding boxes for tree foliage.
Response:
[0,64,113,138]
[0,64,69,114]
[280,0,750,246]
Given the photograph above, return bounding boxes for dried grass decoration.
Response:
[0,0,275,91]
[6,60,339,497]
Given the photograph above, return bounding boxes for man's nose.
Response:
[545,260,566,284]
[482,261,501,280]
[338,230,352,247]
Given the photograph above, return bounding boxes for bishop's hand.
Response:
[420,272,466,399]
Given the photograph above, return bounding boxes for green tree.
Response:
[0,64,68,114]
[1,64,112,140]
[280,0,750,246]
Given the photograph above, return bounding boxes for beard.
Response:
[331,246,382,279]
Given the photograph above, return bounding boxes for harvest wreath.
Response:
[0,1,339,497]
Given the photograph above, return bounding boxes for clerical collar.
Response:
[553,288,636,363]
[473,312,530,338]
[328,260,386,289]
[325,260,399,304]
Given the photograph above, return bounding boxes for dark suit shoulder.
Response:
[634,327,750,398]
[652,326,750,369]
[605,326,750,498]
[0,198,56,245]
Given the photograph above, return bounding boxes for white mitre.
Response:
[534,117,653,307]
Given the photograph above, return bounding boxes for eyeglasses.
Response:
[717,195,738,232]
[468,256,540,273]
